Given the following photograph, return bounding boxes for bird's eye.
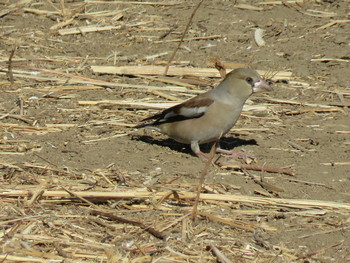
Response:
[246,77,254,85]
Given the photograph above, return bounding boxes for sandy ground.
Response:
[0,0,350,262]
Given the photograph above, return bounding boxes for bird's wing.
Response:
[137,96,214,127]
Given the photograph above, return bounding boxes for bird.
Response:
[135,68,272,159]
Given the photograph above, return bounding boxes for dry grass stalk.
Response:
[321,162,350,166]
[91,65,293,80]
[0,140,41,154]
[242,170,285,194]
[0,162,83,179]
[265,97,349,109]
[317,19,350,30]
[0,72,192,92]
[209,243,234,263]
[164,0,204,75]
[199,212,255,232]
[0,0,32,17]
[88,209,166,239]
[12,233,112,249]
[311,58,350,62]
[0,254,53,262]
[288,4,339,18]
[0,123,73,134]
[218,160,295,176]
[2,247,68,261]
[81,133,127,144]
[0,114,33,125]
[153,35,222,44]
[281,108,343,115]
[7,44,18,84]
[23,8,62,16]
[31,85,104,92]
[147,89,181,101]
[85,1,180,6]
[235,3,263,11]
[2,189,350,211]
[285,178,334,190]
[58,24,123,35]
[58,21,153,35]
[258,0,307,5]
[133,74,196,88]
[295,240,344,261]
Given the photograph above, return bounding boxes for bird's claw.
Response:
[217,148,256,162]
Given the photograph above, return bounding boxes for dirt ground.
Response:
[0,0,350,262]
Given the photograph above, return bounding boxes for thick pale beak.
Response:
[252,79,273,93]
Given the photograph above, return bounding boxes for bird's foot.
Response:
[195,151,220,162]
[195,149,255,163]
[216,148,255,162]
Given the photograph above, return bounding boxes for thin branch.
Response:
[164,0,204,75]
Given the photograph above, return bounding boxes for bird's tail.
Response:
[134,123,149,128]
[134,123,160,132]
[134,121,159,128]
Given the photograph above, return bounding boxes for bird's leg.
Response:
[191,141,212,160]
[191,141,254,161]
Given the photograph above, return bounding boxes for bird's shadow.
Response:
[132,135,257,156]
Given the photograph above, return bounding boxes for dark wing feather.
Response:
[135,97,214,128]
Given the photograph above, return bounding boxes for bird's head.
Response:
[223,68,273,98]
